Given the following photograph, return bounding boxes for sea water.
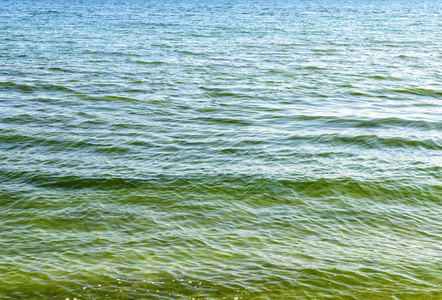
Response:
[0,0,441,298]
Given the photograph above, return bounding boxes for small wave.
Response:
[288,133,442,150]
[294,115,442,130]
[95,146,131,154]
[81,50,141,57]
[176,50,205,56]
[132,60,166,65]
[195,116,254,126]
[0,81,74,93]
[382,87,442,98]
[40,84,73,92]
[299,65,327,70]
[277,177,441,202]
[0,171,141,190]
[73,94,139,102]
[0,81,36,92]
[199,87,256,99]
[2,171,439,203]
[0,130,133,156]
[2,114,45,126]
[47,67,76,73]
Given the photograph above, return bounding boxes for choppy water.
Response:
[1,0,441,299]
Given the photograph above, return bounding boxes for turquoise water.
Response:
[1,0,441,299]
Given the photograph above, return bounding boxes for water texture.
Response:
[1,0,441,299]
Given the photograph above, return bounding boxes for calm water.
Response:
[1,0,441,299]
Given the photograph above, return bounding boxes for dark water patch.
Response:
[277,177,441,203]
[39,83,74,92]
[412,166,442,179]
[1,133,71,149]
[0,81,74,93]
[0,131,48,148]
[72,94,139,102]
[13,173,141,190]
[383,87,442,98]
[0,81,36,92]
[205,91,256,99]
[298,66,327,71]
[198,87,257,99]
[110,124,149,132]
[219,147,254,155]
[95,145,131,154]
[367,74,402,81]
[81,49,142,57]
[131,60,167,65]
[47,67,76,73]
[345,90,372,97]
[0,130,134,156]
[2,171,440,204]
[123,88,152,93]
[2,114,47,126]
[288,133,442,150]
[314,151,355,158]
[194,116,254,126]
[334,134,441,150]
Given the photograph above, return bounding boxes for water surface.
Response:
[1,0,441,299]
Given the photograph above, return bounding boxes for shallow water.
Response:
[1,0,441,299]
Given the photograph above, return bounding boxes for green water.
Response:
[1,0,441,298]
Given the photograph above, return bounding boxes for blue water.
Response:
[1,0,441,299]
